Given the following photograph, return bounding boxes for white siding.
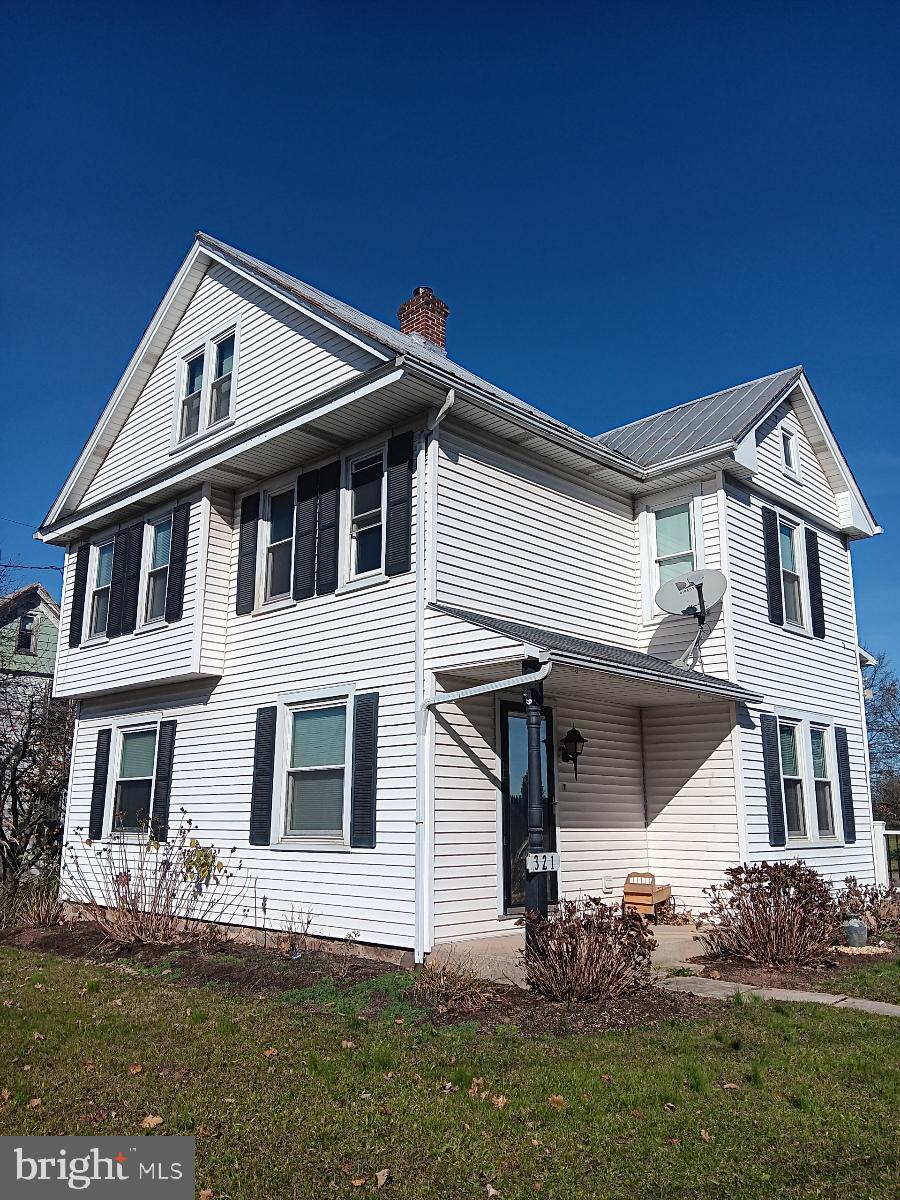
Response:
[753,399,840,526]
[726,478,874,882]
[80,264,379,507]
[54,493,206,698]
[643,702,739,911]
[198,485,233,675]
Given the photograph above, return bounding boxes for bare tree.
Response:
[863,650,900,827]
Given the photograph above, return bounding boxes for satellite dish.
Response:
[655,569,727,624]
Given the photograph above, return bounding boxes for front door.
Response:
[500,700,558,914]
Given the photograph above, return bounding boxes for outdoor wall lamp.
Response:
[559,725,587,779]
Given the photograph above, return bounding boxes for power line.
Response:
[0,515,39,529]
[0,563,63,574]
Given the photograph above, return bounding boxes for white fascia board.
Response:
[42,241,209,530]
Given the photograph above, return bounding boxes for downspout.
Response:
[413,390,454,964]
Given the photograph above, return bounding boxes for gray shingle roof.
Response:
[431,604,754,702]
[595,366,804,467]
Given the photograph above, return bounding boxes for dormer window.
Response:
[176,327,238,444]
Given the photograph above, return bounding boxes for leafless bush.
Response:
[699,862,837,966]
[411,955,499,1014]
[837,877,900,940]
[523,896,656,1003]
[63,813,248,948]
[0,871,62,930]
[283,905,315,958]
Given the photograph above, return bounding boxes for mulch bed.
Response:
[2,921,717,1036]
[691,946,899,992]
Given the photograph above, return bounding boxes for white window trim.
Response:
[259,478,297,607]
[170,317,240,452]
[773,709,844,847]
[342,445,387,585]
[270,685,355,850]
[639,488,704,622]
[780,423,802,482]
[136,511,175,631]
[103,715,162,840]
[83,538,116,644]
[17,612,39,655]
[774,511,813,636]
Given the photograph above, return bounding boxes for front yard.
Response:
[1,942,898,1199]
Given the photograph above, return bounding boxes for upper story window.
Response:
[176,327,237,444]
[349,450,385,577]
[654,503,695,588]
[113,726,158,833]
[265,487,295,601]
[89,541,115,638]
[144,516,172,623]
[778,519,804,626]
[16,613,37,654]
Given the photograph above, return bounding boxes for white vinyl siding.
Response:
[753,400,840,525]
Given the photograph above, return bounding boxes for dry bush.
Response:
[837,877,900,940]
[0,872,62,931]
[411,956,499,1013]
[700,862,836,966]
[523,896,655,1003]
[63,814,248,948]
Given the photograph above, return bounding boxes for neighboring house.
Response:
[0,584,60,679]
[38,233,882,959]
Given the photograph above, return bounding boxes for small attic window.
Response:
[781,428,800,479]
[175,326,238,445]
[17,613,37,654]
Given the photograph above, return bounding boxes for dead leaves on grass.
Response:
[28,1097,41,1109]
[127,1063,143,1075]
[140,1114,163,1130]
[547,1094,567,1109]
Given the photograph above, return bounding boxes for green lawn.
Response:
[817,957,900,1005]
[1,947,898,1200]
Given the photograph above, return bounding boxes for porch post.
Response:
[522,658,548,937]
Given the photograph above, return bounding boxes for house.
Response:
[0,583,60,680]
[38,233,882,960]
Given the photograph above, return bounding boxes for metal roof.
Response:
[431,604,756,702]
[595,366,804,467]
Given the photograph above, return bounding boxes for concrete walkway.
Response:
[659,973,900,1017]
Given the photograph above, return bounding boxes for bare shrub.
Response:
[837,877,900,940]
[523,896,656,1003]
[16,872,62,927]
[283,906,315,959]
[63,814,248,948]
[411,956,499,1014]
[699,862,836,966]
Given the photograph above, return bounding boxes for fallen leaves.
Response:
[199,1191,214,1200]
[700,1128,712,1143]
[486,1185,501,1198]
[351,1178,367,1188]
[1,1088,10,1103]
[263,1047,278,1058]
[722,1082,740,1091]
[375,1168,391,1189]
[28,1097,42,1109]
[664,1102,676,1113]
[548,1095,567,1110]
[491,1095,508,1109]
[140,1114,163,1130]
[127,1063,143,1075]
[341,1039,356,1050]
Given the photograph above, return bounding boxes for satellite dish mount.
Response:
[654,569,728,668]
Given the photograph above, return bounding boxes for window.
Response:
[265,488,295,601]
[144,516,172,622]
[349,451,384,577]
[16,614,37,654]
[654,503,694,589]
[210,333,234,425]
[112,727,157,833]
[89,541,115,638]
[778,720,806,839]
[284,703,348,838]
[778,519,804,626]
[180,351,205,440]
[782,428,799,476]
[810,725,835,837]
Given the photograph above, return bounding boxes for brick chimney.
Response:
[397,286,449,352]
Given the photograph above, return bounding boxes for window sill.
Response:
[169,417,235,456]
[269,839,352,852]
[781,468,802,484]
[337,572,390,596]
[251,596,296,618]
[785,838,843,850]
[134,619,166,637]
[81,634,110,648]
[783,622,813,640]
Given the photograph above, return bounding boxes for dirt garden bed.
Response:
[2,921,716,1036]
[691,945,899,992]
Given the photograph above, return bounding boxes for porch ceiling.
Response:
[429,605,760,708]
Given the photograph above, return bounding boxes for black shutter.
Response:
[293,469,319,601]
[249,706,278,845]
[120,522,145,636]
[88,728,112,841]
[165,504,191,623]
[762,506,784,626]
[804,527,826,640]
[834,726,856,844]
[350,692,379,848]
[68,544,90,647]
[385,432,415,577]
[315,460,341,596]
[150,720,177,842]
[236,493,260,615]
[104,530,129,639]
[760,713,787,847]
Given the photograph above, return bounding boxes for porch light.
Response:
[559,725,586,780]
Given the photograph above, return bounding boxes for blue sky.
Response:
[1,1,898,657]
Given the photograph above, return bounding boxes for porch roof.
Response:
[430,604,760,707]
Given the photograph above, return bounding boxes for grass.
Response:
[816,957,900,1004]
[1,947,898,1199]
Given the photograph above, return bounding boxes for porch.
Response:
[427,606,759,949]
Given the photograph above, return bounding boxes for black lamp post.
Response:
[559,725,587,779]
